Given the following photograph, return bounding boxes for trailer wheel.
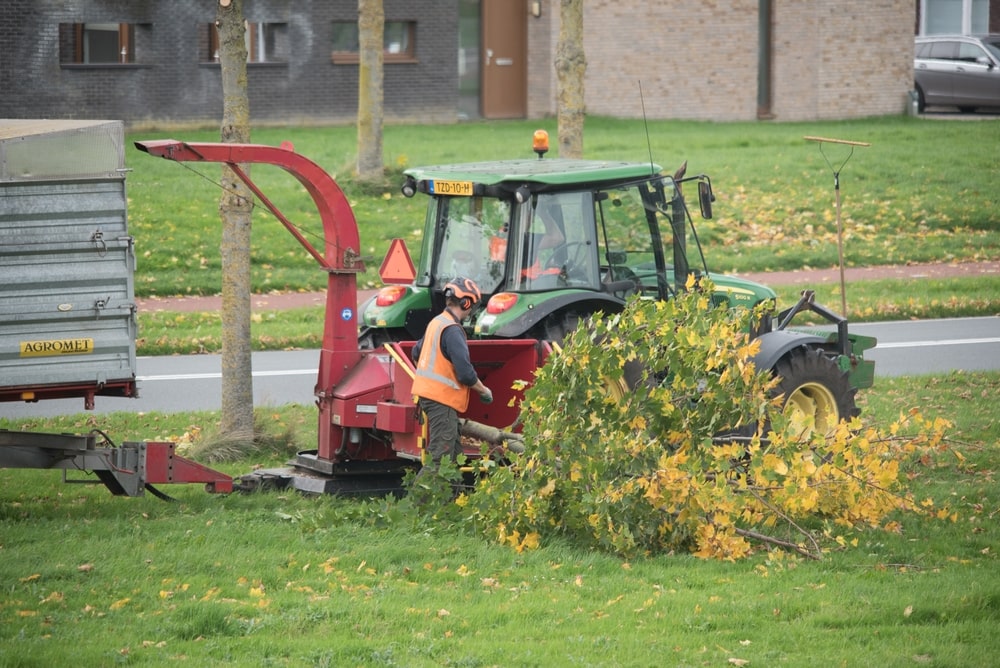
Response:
[772,347,857,438]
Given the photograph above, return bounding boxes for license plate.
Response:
[429,179,473,196]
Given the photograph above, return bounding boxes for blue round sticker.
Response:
[341,307,354,321]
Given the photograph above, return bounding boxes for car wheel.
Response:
[915,85,926,113]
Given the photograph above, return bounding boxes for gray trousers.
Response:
[417,397,461,467]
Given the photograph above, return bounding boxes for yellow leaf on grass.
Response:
[521,532,540,551]
[110,598,130,610]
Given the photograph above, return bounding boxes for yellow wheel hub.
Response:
[783,381,839,438]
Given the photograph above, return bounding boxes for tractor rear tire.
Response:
[772,347,858,438]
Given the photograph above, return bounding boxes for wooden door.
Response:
[481,0,527,119]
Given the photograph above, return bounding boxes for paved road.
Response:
[3,316,998,419]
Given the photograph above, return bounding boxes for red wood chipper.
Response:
[134,140,537,495]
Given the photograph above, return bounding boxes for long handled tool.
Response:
[803,136,870,317]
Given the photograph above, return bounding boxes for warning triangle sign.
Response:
[379,238,416,285]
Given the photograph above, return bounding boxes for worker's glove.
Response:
[479,388,493,404]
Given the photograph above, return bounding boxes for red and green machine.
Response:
[1,128,875,497]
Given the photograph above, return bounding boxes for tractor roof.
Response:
[404,158,663,187]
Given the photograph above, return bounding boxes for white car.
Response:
[914,34,1000,112]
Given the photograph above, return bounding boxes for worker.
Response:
[411,277,493,481]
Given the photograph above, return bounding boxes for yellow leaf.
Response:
[521,532,540,551]
[110,598,130,610]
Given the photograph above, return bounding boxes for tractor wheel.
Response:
[772,347,858,439]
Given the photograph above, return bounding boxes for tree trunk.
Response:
[357,0,384,182]
[556,0,586,159]
[216,0,255,440]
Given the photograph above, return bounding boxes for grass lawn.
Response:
[1,372,997,666]
[126,116,1000,297]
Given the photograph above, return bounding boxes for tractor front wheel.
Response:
[772,347,858,439]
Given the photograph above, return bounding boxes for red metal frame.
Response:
[135,140,365,459]
[142,442,234,493]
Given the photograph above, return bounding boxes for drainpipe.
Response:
[757,0,774,119]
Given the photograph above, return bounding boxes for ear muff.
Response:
[443,277,482,310]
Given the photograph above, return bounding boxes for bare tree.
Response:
[216,0,255,440]
[357,0,384,181]
[556,0,586,159]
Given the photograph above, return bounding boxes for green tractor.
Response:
[361,133,875,432]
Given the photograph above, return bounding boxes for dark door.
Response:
[481,0,527,119]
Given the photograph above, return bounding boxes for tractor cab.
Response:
[360,131,777,347]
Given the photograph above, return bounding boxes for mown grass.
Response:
[1,372,998,666]
[126,116,1000,297]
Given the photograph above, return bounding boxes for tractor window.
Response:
[596,184,661,296]
[429,196,508,295]
[509,192,600,292]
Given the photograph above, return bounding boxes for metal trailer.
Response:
[0,120,232,497]
[0,120,137,407]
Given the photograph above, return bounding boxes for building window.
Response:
[59,23,135,64]
[202,22,288,63]
[331,21,416,64]
[920,0,990,35]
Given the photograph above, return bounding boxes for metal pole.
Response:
[834,171,846,316]
[803,136,871,318]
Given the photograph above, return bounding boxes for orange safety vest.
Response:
[411,313,470,412]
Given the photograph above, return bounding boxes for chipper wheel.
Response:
[772,346,858,439]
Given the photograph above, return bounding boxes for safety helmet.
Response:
[443,277,482,310]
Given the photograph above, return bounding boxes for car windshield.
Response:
[983,37,1000,60]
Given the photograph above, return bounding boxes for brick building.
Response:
[0,1,993,127]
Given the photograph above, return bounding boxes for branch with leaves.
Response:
[464,283,957,560]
